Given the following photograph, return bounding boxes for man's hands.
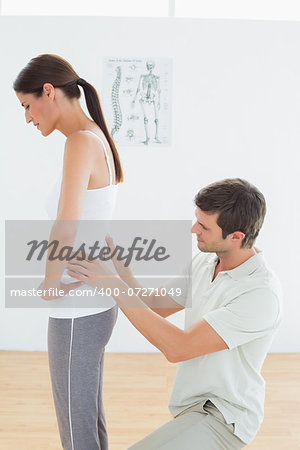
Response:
[66,236,119,289]
[105,236,133,279]
[66,235,133,286]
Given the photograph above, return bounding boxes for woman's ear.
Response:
[43,82,55,100]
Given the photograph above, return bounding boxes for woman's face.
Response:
[15,84,58,136]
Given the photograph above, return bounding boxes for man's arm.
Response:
[66,256,228,362]
[110,278,228,363]
[119,275,184,318]
[104,242,185,318]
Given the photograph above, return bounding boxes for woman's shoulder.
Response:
[63,131,96,169]
[66,128,110,159]
[63,128,111,175]
[66,127,107,145]
[66,129,93,145]
[65,128,105,155]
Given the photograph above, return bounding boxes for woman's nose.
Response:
[25,110,32,124]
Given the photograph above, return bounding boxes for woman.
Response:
[14,54,123,450]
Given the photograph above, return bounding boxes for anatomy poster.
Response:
[102,57,172,147]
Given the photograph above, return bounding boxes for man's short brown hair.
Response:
[194,178,266,248]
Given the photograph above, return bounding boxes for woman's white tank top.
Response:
[45,130,118,319]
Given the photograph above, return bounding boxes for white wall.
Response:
[1,16,299,352]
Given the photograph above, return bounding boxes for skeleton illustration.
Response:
[127,115,140,121]
[132,60,161,145]
[126,129,135,141]
[111,66,122,138]
[123,89,134,95]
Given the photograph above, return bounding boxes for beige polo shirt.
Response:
[167,251,282,444]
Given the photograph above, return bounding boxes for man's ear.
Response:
[231,231,245,243]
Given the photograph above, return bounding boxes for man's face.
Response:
[191,207,231,253]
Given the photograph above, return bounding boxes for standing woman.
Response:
[14,54,123,450]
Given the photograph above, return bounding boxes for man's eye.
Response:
[25,105,30,110]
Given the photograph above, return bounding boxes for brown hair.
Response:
[194,178,266,248]
[13,54,123,182]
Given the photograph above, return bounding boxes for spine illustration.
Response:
[111,66,122,138]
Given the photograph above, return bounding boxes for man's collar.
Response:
[205,251,264,281]
[225,252,264,280]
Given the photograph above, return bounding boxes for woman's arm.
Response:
[42,132,95,297]
[57,131,95,220]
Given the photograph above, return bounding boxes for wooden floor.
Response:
[0,352,299,449]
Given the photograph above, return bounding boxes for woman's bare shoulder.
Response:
[65,129,94,145]
[66,129,108,151]
[63,132,96,171]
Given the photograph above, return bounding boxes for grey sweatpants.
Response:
[128,400,246,450]
[47,305,118,450]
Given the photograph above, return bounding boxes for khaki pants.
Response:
[128,400,246,450]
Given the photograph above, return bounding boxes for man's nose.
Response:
[191,222,197,233]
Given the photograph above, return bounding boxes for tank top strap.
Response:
[81,130,113,185]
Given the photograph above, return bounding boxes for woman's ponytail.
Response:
[77,78,123,182]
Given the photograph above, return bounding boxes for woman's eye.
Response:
[25,105,30,110]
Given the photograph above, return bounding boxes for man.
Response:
[67,178,282,449]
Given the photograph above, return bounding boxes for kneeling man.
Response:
[67,178,282,449]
